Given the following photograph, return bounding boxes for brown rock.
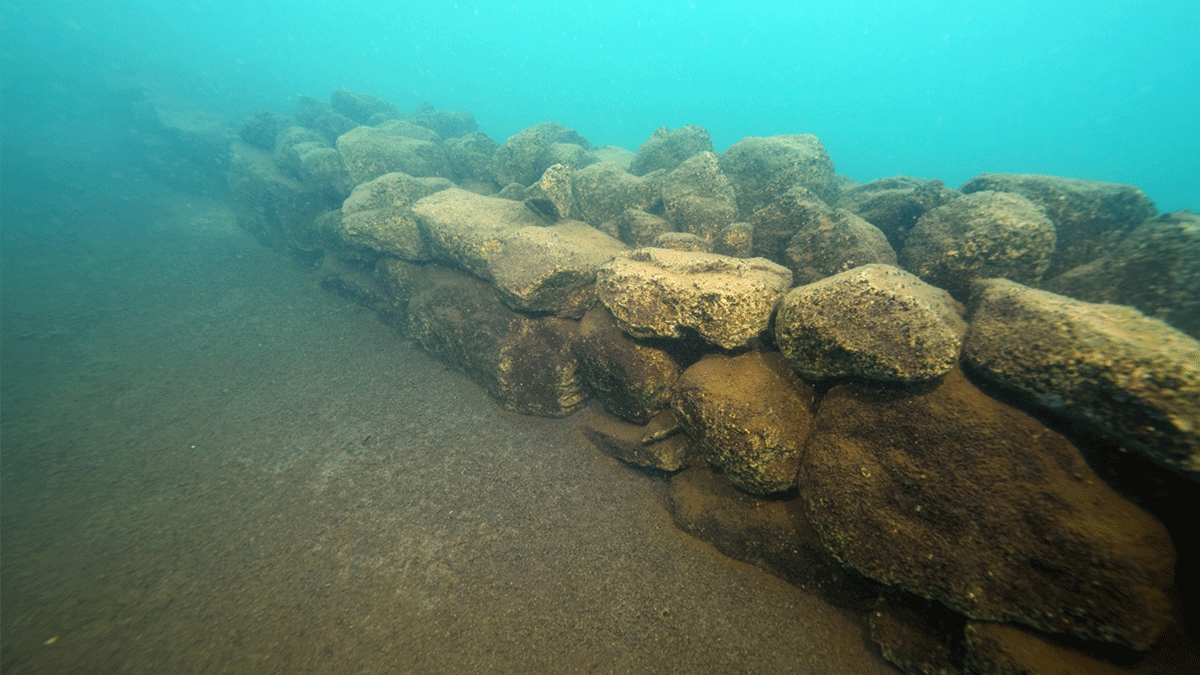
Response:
[407,266,586,417]
[720,134,837,217]
[672,351,815,495]
[574,306,682,424]
[800,367,1176,649]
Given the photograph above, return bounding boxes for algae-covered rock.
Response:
[660,151,738,242]
[672,351,815,495]
[720,134,837,216]
[412,188,545,279]
[630,125,715,177]
[836,176,960,250]
[574,306,682,424]
[964,278,1200,480]
[407,266,586,417]
[491,122,592,187]
[900,190,1057,298]
[960,173,1157,278]
[784,208,897,284]
[571,162,663,229]
[336,172,453,259]
[228,141,328,252]
[775,264,965,383]
[1045,210,1200,339]
[337,121,452,184]
[800,367,1176,649]
[596,247,792,350]
[329,87,400,125]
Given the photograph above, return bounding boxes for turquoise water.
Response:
[2,0,1196,211]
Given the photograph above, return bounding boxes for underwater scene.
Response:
[2,1,1198,674]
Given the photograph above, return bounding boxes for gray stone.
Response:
[295,95,358,143]
[776,264,965,383]
[964,279,1200,480]
[336,172,454,259]
[616,208,673,248]
[329,87,400,125]
[719,134,837,217]
[596,248,792,350]
[748,185,834,263]
[672,351,816,495]
[653,232,710,253]
[836,176,960,250]
[407,266,586,417]
[227,141,328,252]
[523,163,574,221]
[273,126,329,178]
[574,307,682,424]
[337,121,451,185]
[800,367,1175,649]
[1045,211,1200,339]
[660,151,738,242]
[591,145,635,171]
[900,190,1057,298]
[960,173,1157,278]
[491,122,592,187]
[785,208,897,284]
[239,109,293,151]
[571,162,663,229]
[630,125,715,176]
[445,131,500,185]
[489,221,628,318]
[407,103,478,139]
[412,188,545,279]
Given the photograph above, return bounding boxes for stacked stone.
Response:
[225,88,1199,673]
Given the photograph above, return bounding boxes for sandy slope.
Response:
[0,176,893,674]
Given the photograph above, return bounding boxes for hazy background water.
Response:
[2,0,1197,211]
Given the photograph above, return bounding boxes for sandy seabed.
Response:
[0,171,893,674]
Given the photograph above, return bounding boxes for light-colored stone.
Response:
[964,278,1200,480]
[336,172,453,258]
[412,188,545,280]
[596,248,792,350]
[776,264,965,383]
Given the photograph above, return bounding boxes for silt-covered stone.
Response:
[596,247,792,350]
[775,264,965,383]
[574,306,682,424]
[964,278,1200,480]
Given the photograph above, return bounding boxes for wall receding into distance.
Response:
[2,0,1196,211]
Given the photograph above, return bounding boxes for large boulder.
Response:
[407,102,478,139]
[412,188,545,279]
[337,121,452,184]
[335,172,454,259]
[574,306,682,424]
[227,141,328,252]
[964,279,1200,481]
[900,190,1057,299]
[295,95,358,143]
[836,177,960,251]
[406,266,586,417]
[615,208,673,248]
[748,185,837,263]
[629,125,715,176]
[329,87,400,125]
[571,162,663,230]
[800,367,1176,649]
[491,122,593,187]
[1045,211,1200,339]
[239,109,294,152]
[672,351,815,495]
[666,463,879,608]
[719,134,837,217]
[775,264,965,383]
[659,151,739,241]
[487,221,628,318]
[445,131,501,185]
[784,207,897,284]
[960,173,1157,278]
[596,248,792,350]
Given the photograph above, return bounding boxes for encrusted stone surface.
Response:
[719,134,837,216]
[960,173,1157,278]
[964,278,1200,480]
[784,207,896,284]
[337,121,451,185]
[488,222,628,318]
[406,266,586,417]
[412,188,545,280]
[900,190,1057,298]
[671,351,815,495]
[775,264,965,383]
[630,125,715,177]
[336,172,453,259]
[596,247,792,350]
[800,367,1176,649]
[574,307,682,423]
[660,151,738,241]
